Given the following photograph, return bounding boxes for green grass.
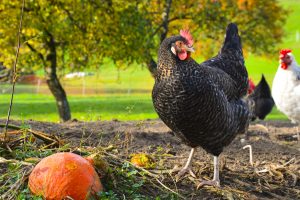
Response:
[245,0,300,84]
[0,93,157,122]
[62,61,154,91]
[280,0,300,54]
[0,93,287,122]
[246,0,300,85]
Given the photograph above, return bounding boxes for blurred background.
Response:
[0,0,299,122]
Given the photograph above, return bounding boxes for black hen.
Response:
[249,75,275,120]
[152,23,251,187]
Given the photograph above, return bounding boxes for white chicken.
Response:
[272,49,300,140]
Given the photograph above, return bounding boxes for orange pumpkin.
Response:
[28,152,103,200]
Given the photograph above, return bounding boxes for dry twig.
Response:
[3,0,26,142]
[0,124,63,148]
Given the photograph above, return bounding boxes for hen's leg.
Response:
[243,144,253,166]
[197,156,220,188]
[175,148,196,180]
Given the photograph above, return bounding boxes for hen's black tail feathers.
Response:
[248,74,275,120]
[220,23,243,57]
[250,75,272,99]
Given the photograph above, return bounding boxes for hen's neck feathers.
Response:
[282,57,300,73]
[157,35,190,79]
[291,59,300,71]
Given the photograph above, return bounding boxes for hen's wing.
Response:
[201,23,248,98]
[174,65,251,155]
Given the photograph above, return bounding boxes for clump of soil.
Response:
[0,119,299,199]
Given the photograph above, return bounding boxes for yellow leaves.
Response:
[237,0,246,10]
[195,37,221,59]
[22,28,39,37]
[0,53,14,68]
[130,153,156,169]
[237,0,256,10]
[220,0,228,10]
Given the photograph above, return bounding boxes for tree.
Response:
[0,0,286,121]
[1,1,88,121]
[0,0,151,122]
[81,0,286,76]
[1,0,110,122]
[138,0,287,75]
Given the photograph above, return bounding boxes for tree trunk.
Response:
[45,34,71,122]
[147,57,157,77]
[147,0,172,77]
[160,0,172,43]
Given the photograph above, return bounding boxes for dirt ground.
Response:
[1,119,299,199]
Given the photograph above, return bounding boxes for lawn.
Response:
[246,0,300,85]
[0,93,156,122]
[0,0,299,122]
[0,92,288,122]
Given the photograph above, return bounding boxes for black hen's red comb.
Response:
[180,29,193,47]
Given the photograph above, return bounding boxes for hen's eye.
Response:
[176,41,183,46]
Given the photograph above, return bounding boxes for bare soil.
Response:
[1,119,299,199]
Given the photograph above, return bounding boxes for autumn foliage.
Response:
[0,0,287,118]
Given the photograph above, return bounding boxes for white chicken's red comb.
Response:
[279,49,292,59]
[180,29,193,47]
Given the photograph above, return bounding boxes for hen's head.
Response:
[170,30,195,61]
[279,49,294,70]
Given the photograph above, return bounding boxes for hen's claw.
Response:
[173,148,196,181]
[196,156,221,189]
[175,167,196,181]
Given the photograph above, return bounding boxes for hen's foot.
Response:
[173,148,196,181]
[197,179,220,189]
[175,167,196,181]
[197,156,221,188]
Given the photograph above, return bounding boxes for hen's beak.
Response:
[171,43,195,55]
[184,44,195,53]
